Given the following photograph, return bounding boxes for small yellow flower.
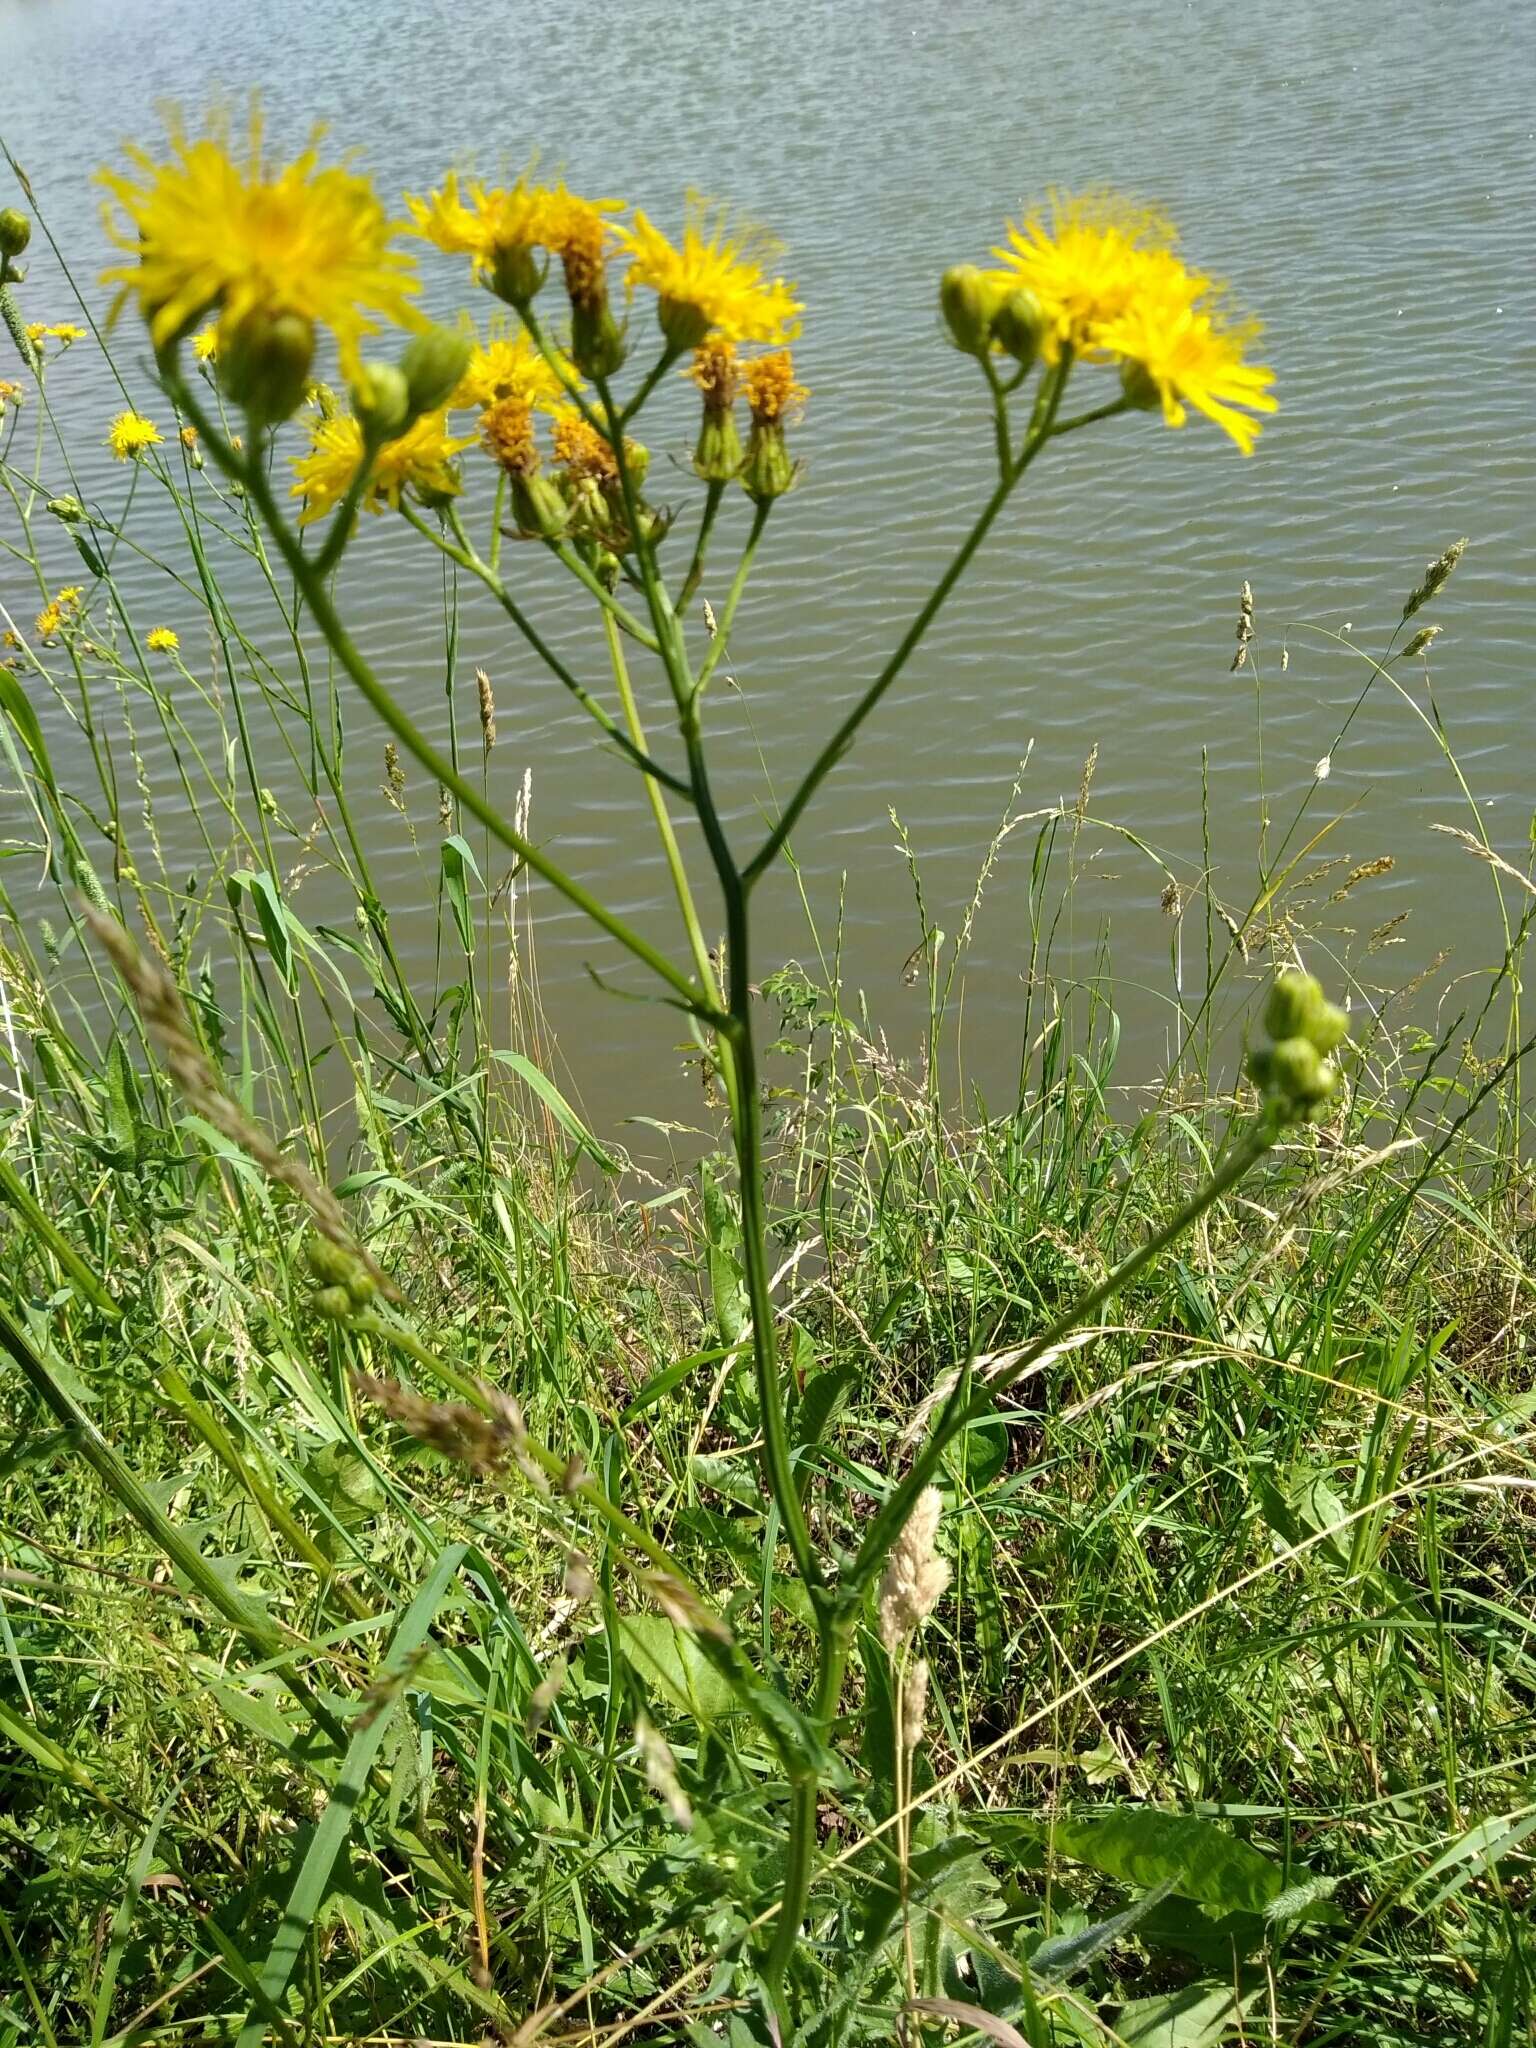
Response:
[35,603,64,640]
[146,626,180,652]
[550,405,622,485]
[290,408,472,524]
[108,410,163,459]
[55,586,82,608]
[545,192,615,315]
[180,424,199,448]
[1102,286,1277,456]
[991,190,1186,360]
[24,323,45,344]
[620,197,801,347]
[407,169,619,292]
[742,349,807,425]
[451,319,571,412]
[191,326,218,362]
[0,378,22,409]
[689,336,741,409]
[100,105,419,375]
[28,321,87,348]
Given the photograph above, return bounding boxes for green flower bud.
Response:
[1269,1035,1326,1103]
[344,1265,376,1308]
[1306,999,1350,1056]
[939,265,999,358]
[46,494,87,524]
[989,287,1044,370]
[0,209,30,260]
[1263,969,1320,1042]
[351,362,411,444]
[311,1284,354,1322]
[741,420,797,504]
[305,1235,356,1288]
[570,299,626,381]
[693,405,743,484]
[1120,358,1162,412]
[218,307,315,425]
[657,294,710,353]
[400,323,472,419]
[489,241,543,307]
[511,470,570,538]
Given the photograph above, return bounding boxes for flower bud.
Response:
[939,265,998,357]
[489,241,543,307]
[218,307,315,425]
[989,287,1044,370]
[657,294,710,353]
[1263,968,1319,1043]
[570,299,626,381]
[305,1235,356,1288]
[46,494,86,524]
[693,406,743,484]
[400,324,472,420]
[351,362,411,444]
[1120,358,1161,412]
[511,470,570,539]
[0,209,30,260]
[741,420,796,503]
[311,1284,354,1322]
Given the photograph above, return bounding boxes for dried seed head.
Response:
[635,1714,692,1829]
[638,1568,733,1643]
[901,1657,930,1753]
[527,1657,567,1733]
[352,1370,521,1478]
[1402,624,1442,660]
[438,783,453,825]
[475,666,496,749]
[1230,579,1255,673]
[1403,537,1467,621]
[877,1486,951,1652]
[383,740,405,810]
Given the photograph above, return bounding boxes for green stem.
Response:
[679,478,726,612]
[694,499,770,697]
[744,357,1071,886]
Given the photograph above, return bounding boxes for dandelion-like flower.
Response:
[451,320,571,413]
[479,394,539,478]
[290,408,471,524]
[877,1486,951,1652]
[34,586,82,641]
[545,191,627,378]
[742,349,807,426]
[191,326,218,362]
[620,196,801,350]
[27,321,87,350]
[146,626,180,652]
[407,169,619,305]
[107,410,163,460]
[689,337,744,482]
[100,106,418,374]
[1102,285,1277,456]
[550,405,621,485]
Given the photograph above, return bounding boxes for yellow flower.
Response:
[451,319,571,412]
[55,586,82,608]
[191,326,218,361]
[35,588,81,639]
[290,408,472,524]
[1101,285,1277,456]
[28,321,87,348]
[742,349,807,424]
[24,323,44,344]
[407,170,620,293]
[620,197,801,348]
[690,337,741,409]
[100,105,418,374]
[35,604,64,640]
[146,626,180,652]
[991,190,1190,360]
[107,410,163,459]
[550,405,623,485]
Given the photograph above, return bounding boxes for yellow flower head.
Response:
[146,626,180,652]
[1102,285,1277,456]
[536,191,618,315]
[742,349,806,425]
[191,326,218,361]
[479,394,539,478]
[0,379,22,409]
[689,336,740,410]
[28,321,87,349]
[35,603,64,640]
[991,190,1189,359]
[451,319,571,412]
[620,196,801,347]
[100,105,419,374]
[108,410,163,459]
[290,408,472,524]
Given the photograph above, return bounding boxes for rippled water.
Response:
[4,0,1533,1141]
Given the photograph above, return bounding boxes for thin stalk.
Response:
[744,357,1071,885]
[694,499,770,696]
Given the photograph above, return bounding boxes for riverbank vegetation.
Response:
[1,127,1532,2047]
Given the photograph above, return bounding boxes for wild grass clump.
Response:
[1,115,1532,2048]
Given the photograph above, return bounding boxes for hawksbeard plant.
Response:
[31,107,1338,2030]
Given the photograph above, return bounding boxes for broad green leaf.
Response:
[1114,1982,1247,2046]
[1051,1809,1284,1915]
[615,1613,739,1720]
[439,833,481,955]
[1029,1878,1175,1982]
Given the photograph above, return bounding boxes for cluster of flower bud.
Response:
[349,323,472,452]
[939,265,1045,372]
[1247,969,1349,1123]
[304,1233,377,1321]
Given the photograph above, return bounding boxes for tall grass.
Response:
[2,170,1534,2048]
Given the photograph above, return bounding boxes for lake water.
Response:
[4,0,1534,1148]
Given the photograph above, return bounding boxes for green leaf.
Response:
[229,869,299,994]
[439,833,481,955]
[1050,1810,1284,1915]
[1114,1982,1248,2046]
[492,1049,619,1173]
[1029,1878,1175,1982]
[0,666,59,799]
[700,1158,747,1345]
[613,1613,739,1721]
[233,1543,466,2048]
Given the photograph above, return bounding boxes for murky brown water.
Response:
[4,0,1534,1145]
